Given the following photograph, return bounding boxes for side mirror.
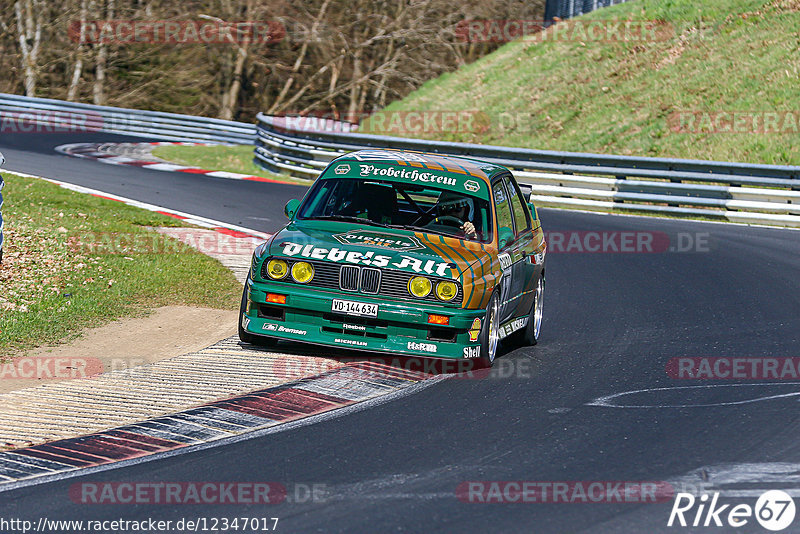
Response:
[528,202,538,221]
[498,227,514,249]
[284,199,300,219]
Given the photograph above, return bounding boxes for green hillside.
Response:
[362,0,800,165]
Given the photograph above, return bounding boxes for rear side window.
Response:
[503,174,531,236]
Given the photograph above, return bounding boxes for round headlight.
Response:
[266,259,288,279]
[408,276,432,298]
[291,261,314,284]
[436,281,458,301]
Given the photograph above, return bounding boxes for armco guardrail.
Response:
[254,113,800,227]
[544,0,630,23]
[0,93,255,144]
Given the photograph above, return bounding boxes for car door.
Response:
[491,178,518,325]
[503,173,538,320]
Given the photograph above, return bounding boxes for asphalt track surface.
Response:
[2,132,800,533]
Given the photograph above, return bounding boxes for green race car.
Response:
[239,150,547,367]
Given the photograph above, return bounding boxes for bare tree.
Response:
[14,0,43,97]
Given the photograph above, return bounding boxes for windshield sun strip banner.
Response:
[325,162,491,201]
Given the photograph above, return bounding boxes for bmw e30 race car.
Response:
[239,149,546,366]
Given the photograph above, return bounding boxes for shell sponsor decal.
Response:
[468,318,482,342]
[333,229,424,251]
[280,241,452,277]
[463,346,480,359]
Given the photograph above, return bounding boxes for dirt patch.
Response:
[0,306,237,394]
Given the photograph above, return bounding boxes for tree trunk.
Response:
[14,0,42,97]
[93,0,114,105]
[67,0,87,101]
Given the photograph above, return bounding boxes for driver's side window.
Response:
[492,180,515,249]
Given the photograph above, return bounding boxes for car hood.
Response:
[268,220,492,280]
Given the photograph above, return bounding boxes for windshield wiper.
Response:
[308,215,390,228]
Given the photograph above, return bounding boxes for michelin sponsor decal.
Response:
[359,164,457,187]
[263,323,307,336]
[281,242,453,277]
[499,317,528,339]
[463,346,480,359]
[408,341,437,353]
[335,338,368,347]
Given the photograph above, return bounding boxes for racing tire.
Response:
[515,273,544,346]
[238,277,277,347]
[477,292,501,368]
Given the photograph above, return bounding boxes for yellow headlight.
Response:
[408,276,432,298]
[291,261,314,283]
[266,259,288,279]
[436,281,458,301]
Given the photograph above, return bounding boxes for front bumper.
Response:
[242,278,484,360]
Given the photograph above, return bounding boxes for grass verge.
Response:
[0,173,242,357]
[359,0,800,166]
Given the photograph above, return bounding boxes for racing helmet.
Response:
[438,191,474,220]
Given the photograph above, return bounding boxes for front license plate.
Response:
[332,299,378,317]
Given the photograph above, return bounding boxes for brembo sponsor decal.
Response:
[263,323,307,336]
[281,242,452,276]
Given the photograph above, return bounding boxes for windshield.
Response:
[297,177,493,243]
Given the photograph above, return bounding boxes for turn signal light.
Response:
[266,293,287,304]
[427,314,450,326]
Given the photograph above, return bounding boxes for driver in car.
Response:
[436,191,477,239]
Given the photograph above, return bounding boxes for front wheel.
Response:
[519,274,545,346]
[478,292,501,368]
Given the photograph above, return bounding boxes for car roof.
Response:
[331,149,509,185]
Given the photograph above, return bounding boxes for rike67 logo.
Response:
[668,490,796,531]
